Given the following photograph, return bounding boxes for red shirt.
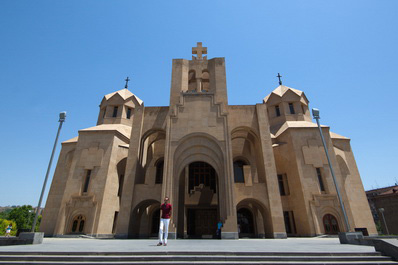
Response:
[161,203,172,219]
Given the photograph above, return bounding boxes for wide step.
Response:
[0,252,396,265]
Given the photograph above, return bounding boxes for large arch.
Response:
[136,129,166,184]
[171,133,229,238]
[231,126,265,183]
[129,199,161,238]
[236,198,270,238]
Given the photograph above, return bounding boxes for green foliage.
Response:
[7,205,41,231]
[0,219,17,236]
[0,208,13,220]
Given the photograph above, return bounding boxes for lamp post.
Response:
[312,108,351,232]
[31,112,66,232]
[379,208,389,235]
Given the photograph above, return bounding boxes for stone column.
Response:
[256,104,287,238]
[115,105,145,238]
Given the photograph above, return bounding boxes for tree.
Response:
[0,219,17,236]
[8,205,40,231]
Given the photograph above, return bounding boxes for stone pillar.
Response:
[115,105,145,238]
[256,104,287,238]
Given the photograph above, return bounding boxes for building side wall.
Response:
[40,143,77,236]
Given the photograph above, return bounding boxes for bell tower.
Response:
[169,42,228,109]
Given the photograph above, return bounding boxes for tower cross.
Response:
[124,76,130,89]
[277,73,282,85]
[192,42,207,60]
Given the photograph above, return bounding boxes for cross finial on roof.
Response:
[124,76,130,89]
[192,42,207,60]
[277,73,282,86]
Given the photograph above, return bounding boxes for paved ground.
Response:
[0,238,377,253]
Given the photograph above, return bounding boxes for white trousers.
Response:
[159,218,170,243]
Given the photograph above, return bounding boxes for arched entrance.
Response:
[237,208,255,238]
[129,200,160,238]
[323,214,340,234]
[178,161,219,239]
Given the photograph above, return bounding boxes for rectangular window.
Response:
[284,211,297,234]
[102,108,106,118]
[126,108,132,119]
[283,211,292,234]
[289,103,295,114]
[301,105,305,114]
[275,105,281,117]
[83,170,92,193]
[112,106,118,118]
[316,168,326,192]
[278,174,286,196]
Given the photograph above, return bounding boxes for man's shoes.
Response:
[164,243,167,246]
[157,243,162,246]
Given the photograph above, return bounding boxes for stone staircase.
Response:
[0,251,397,264]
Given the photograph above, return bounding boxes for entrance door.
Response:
[187,208,217,238]
[323,214,340,234]
[237,208,255,238]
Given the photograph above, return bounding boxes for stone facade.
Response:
[40,43,377,239]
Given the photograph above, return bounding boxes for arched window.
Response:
[188,70,197,91]
[202,71,210,91]
[155,159,164,184]
[233,160,247,183]
[323,214,340,234]
[71,215,86,233]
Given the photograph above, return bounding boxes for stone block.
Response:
[338,232,363,244]
[19,232,44,244]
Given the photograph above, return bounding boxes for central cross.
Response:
[192,42,207,60]
[125,76,130,89]
[277,73,282,85]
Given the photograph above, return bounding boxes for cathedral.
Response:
[40,43,377,239]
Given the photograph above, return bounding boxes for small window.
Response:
[316,168,326,192]
[83,170,91,193]
[283,211,297,234]
[301,105,305,114]
[278,174,286,195]
[126,108,132,119]
[102,108,106,118]
[289,103,295,114]
[155,159,164,184]
[275,105,281,117]
[234,160,246,183]
[112,106,118,118]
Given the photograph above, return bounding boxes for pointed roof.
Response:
[263,85,306,103]
[103,88,143,105]
[104,88,133,100]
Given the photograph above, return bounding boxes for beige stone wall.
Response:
[41,52,375,239]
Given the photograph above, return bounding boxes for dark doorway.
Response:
[323,214,340,234]
[187,208,217,238]
[151,209,160,237]
[237,208,255,238]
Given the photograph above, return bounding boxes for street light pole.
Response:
[312,108,351,232]
[31,112,66,232]
[379,208,389,235]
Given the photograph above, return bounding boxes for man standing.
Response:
[158,196,172,246]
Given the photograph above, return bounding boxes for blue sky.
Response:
[0,1,397,206]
